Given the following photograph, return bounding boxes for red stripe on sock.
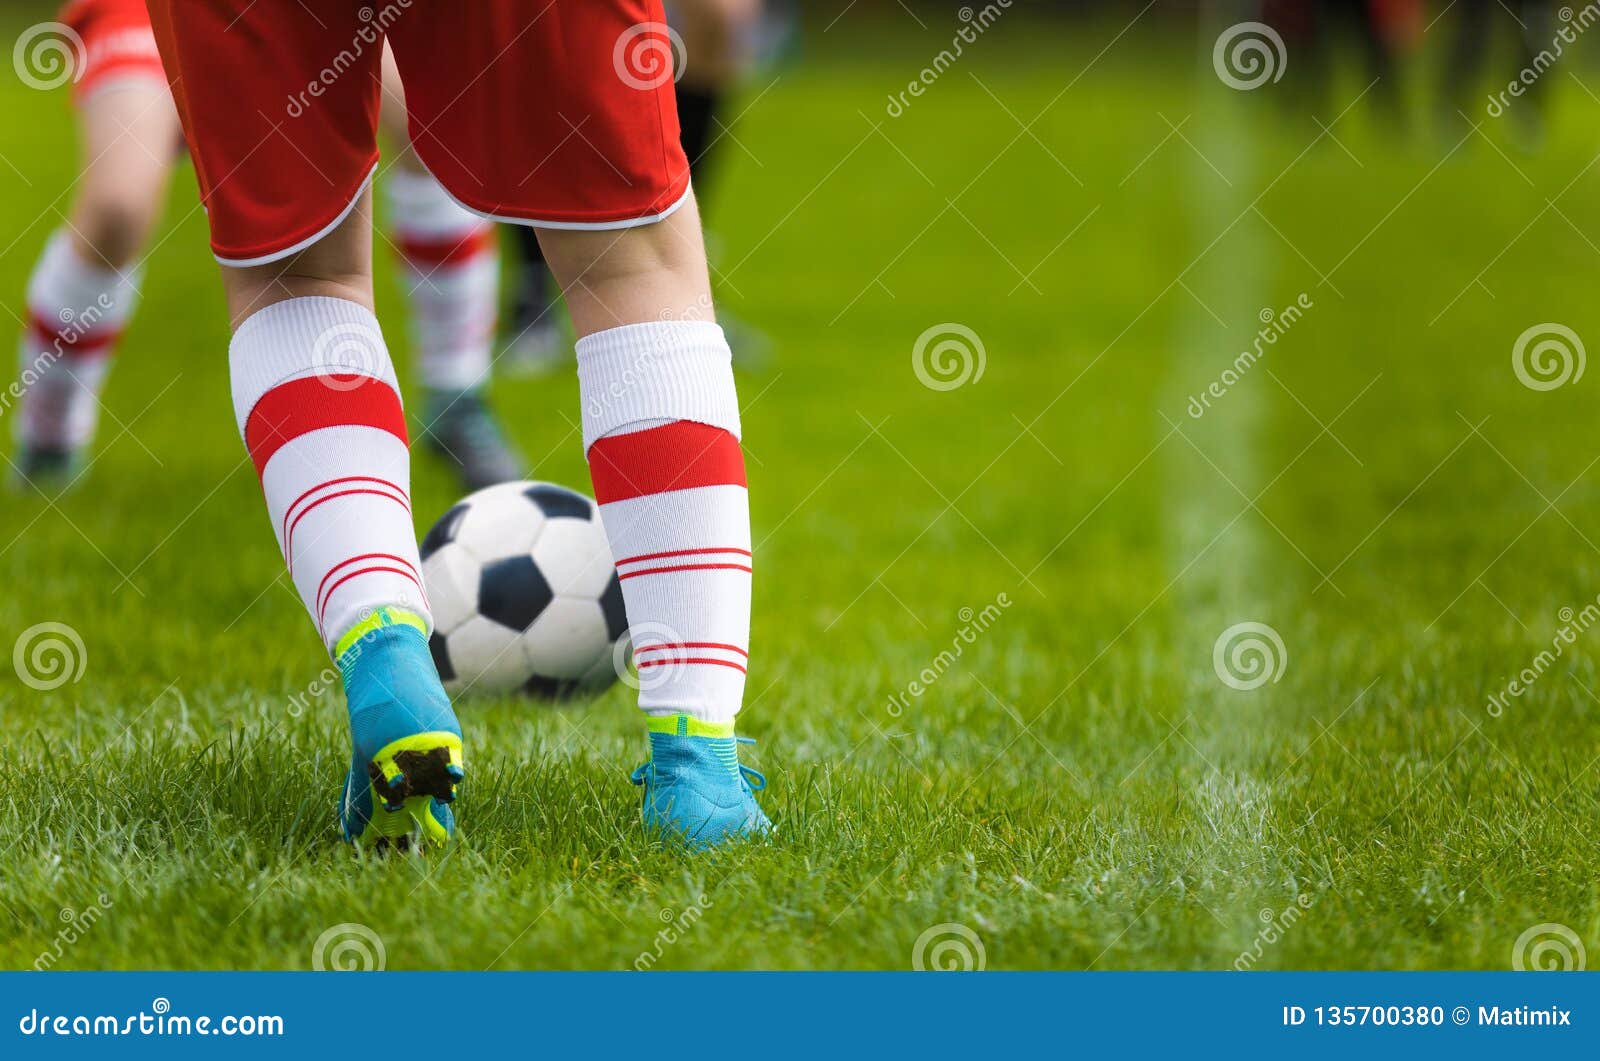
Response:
[617,562,753,581]
[245,374,407,477]
[316,566,425,633]
[397,226,493,268]
[285,489,411,576]
[315,552,422,618]
[588,421,745,504]
[614,546,752,566]
[633,642,749,658]
[281,475,409,544]
[636,657,748,674]
[29,310,120,357]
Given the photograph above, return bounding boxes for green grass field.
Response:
[2,6,1599,971]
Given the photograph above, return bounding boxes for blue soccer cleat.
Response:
[630,715,771,850]
[335,608,464,851]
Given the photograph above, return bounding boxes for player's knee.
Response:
[682,0,761,34]
[75,196,156,268]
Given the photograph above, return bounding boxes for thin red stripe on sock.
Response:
[245,374,407,477]
[285,489,411,575]
[315,552,422,617]
[316,566,425,630]
[633,642,749,657]
[397,226,493,268]
[614,546,752,566]
[281,475,409,543]
[636,657,748,674]
[588,421,745,504]
[617,562,753,581]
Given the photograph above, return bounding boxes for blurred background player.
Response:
[501,0,796,374]
[9,0,177,488]
[1261,0,1419,127]
[1439,0,1557,145]
[10,1,521,492]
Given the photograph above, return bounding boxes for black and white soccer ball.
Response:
[420,481,627,699]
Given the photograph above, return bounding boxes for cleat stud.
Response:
[446,764,464,781]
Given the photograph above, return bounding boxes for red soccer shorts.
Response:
[145,1,691,266]
[59,0,167,105]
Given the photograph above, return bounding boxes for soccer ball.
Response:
[420,481,627,699]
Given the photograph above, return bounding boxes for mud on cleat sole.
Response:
[362,732,464,847]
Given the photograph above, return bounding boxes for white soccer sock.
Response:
[16,230,140,451]
[578,320,751,724]
[384,169,498,394]
[230,296,430,653]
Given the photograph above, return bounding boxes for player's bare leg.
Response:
[539,197,770,848]
[377,49,521,490]
[11,80,178,490]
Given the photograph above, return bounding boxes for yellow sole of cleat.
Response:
[357,732,464,849]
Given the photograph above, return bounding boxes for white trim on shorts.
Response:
[212,164,378,268]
